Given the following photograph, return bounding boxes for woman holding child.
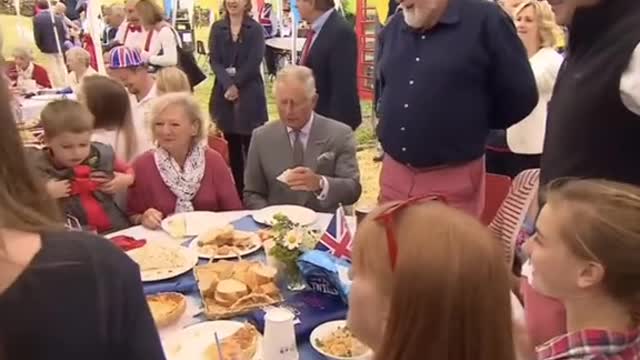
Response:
[127,92,242,230]
[31,99,133,233]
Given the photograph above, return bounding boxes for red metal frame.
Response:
[355,0,376,101]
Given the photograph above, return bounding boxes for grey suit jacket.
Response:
[243,113,362,212]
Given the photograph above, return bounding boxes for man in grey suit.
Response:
[244,65,362,212]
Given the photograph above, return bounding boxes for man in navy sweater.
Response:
[377,0,537,217]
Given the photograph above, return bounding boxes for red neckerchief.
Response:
[69,165,112,233]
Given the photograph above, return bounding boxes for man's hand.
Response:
[286,167,322,192]
[99,172,134,194]
[224,85,239,101]
[141,208,163,230]
[46,180,71,199]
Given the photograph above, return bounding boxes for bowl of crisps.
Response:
[310,320,372,360]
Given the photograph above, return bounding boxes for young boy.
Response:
[30,99,134,233]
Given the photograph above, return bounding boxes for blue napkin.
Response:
[247,291,348,342]
[143,271,198,295]
[231,215,264,232]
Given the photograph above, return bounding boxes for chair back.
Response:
[481,173,512,225]
[208,133,230,166]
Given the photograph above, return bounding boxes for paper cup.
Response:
[263,308,299,360]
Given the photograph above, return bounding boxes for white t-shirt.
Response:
[620,42,640,116]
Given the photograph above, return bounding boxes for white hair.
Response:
[12,46,33,61]
[273,65,317,100]
[66,47,91,67]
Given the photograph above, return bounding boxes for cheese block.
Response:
[146,292,187,328]
[216,279,249,304]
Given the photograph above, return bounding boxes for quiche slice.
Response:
[146,292,187,328]
[203,323,259,360]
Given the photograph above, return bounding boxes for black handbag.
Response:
[153,27,207,88]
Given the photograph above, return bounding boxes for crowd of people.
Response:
[1,0,640,358]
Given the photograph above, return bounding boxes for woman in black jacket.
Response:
[209,0,269,196]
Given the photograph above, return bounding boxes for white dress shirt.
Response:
[286,115,330,200]
[131,83,157,155]
[620,42,640,116]
[115,21,150,51]
[507,47,563,154]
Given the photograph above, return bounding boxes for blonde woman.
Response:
[135,0,179,67]
[126,93,242,229]
[519,179,640,359]
[348,200,519,360]
[156,66,190,94]
[489,0,564,178]
[66,47,97,90]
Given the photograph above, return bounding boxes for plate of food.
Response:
[146,292,188,328]
[161,212,232,238]
[310,320,372,360]
[127,242,199,282]
[164,321,262,360]
[252,205,317,226]
[194,260,282,319]
[190,224,262,259]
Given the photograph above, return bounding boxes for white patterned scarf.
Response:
[153,143,206,213]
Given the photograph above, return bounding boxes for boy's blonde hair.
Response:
[41,99,94,139]
[156,67,191,95]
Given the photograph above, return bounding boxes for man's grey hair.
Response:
[273,65,317,100]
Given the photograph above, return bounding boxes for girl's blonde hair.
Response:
[156,67,191,95]
[353,201,514,360]
[515,0,563,48]
[41,99,94,139]
[544,179,640,315]
[148,92,208,144]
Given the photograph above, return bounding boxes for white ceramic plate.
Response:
[310,320,373,360]
[252,205,317,226]
[161,212,232,238]
[127,244,199,282]
[164,321,263,360]
[29,94,66,101]
[188,231,263,259]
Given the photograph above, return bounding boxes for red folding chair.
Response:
[481,173,512,225]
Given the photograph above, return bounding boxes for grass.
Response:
[6,16,382,204]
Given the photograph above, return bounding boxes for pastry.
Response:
[146,292,187,328]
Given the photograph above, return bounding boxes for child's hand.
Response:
[99,172,134,194]
[46,180,70,199]
[141,208,163,230]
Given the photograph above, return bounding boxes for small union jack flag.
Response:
[316,205,352,260]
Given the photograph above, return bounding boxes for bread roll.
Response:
[216,279,249,303]
[252,265,277,285]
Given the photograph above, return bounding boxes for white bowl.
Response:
[310,320,373,360]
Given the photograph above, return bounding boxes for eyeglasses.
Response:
[373,195,446,271]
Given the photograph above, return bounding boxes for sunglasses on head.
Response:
[373,195,447,271]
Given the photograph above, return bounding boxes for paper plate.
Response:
[164,321,263,360]
[127,244,199,282]
[252,205,317,226]
[310,320,373,360]
[189,231,263,259]
[161,211,234,238]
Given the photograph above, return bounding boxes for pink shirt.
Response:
[127,149,243,217]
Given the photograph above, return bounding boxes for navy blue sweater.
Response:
[378,0,537,168]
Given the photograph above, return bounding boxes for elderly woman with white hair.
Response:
[66,47,97,90]
[8,46,52,89]
[127,92,242,230]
